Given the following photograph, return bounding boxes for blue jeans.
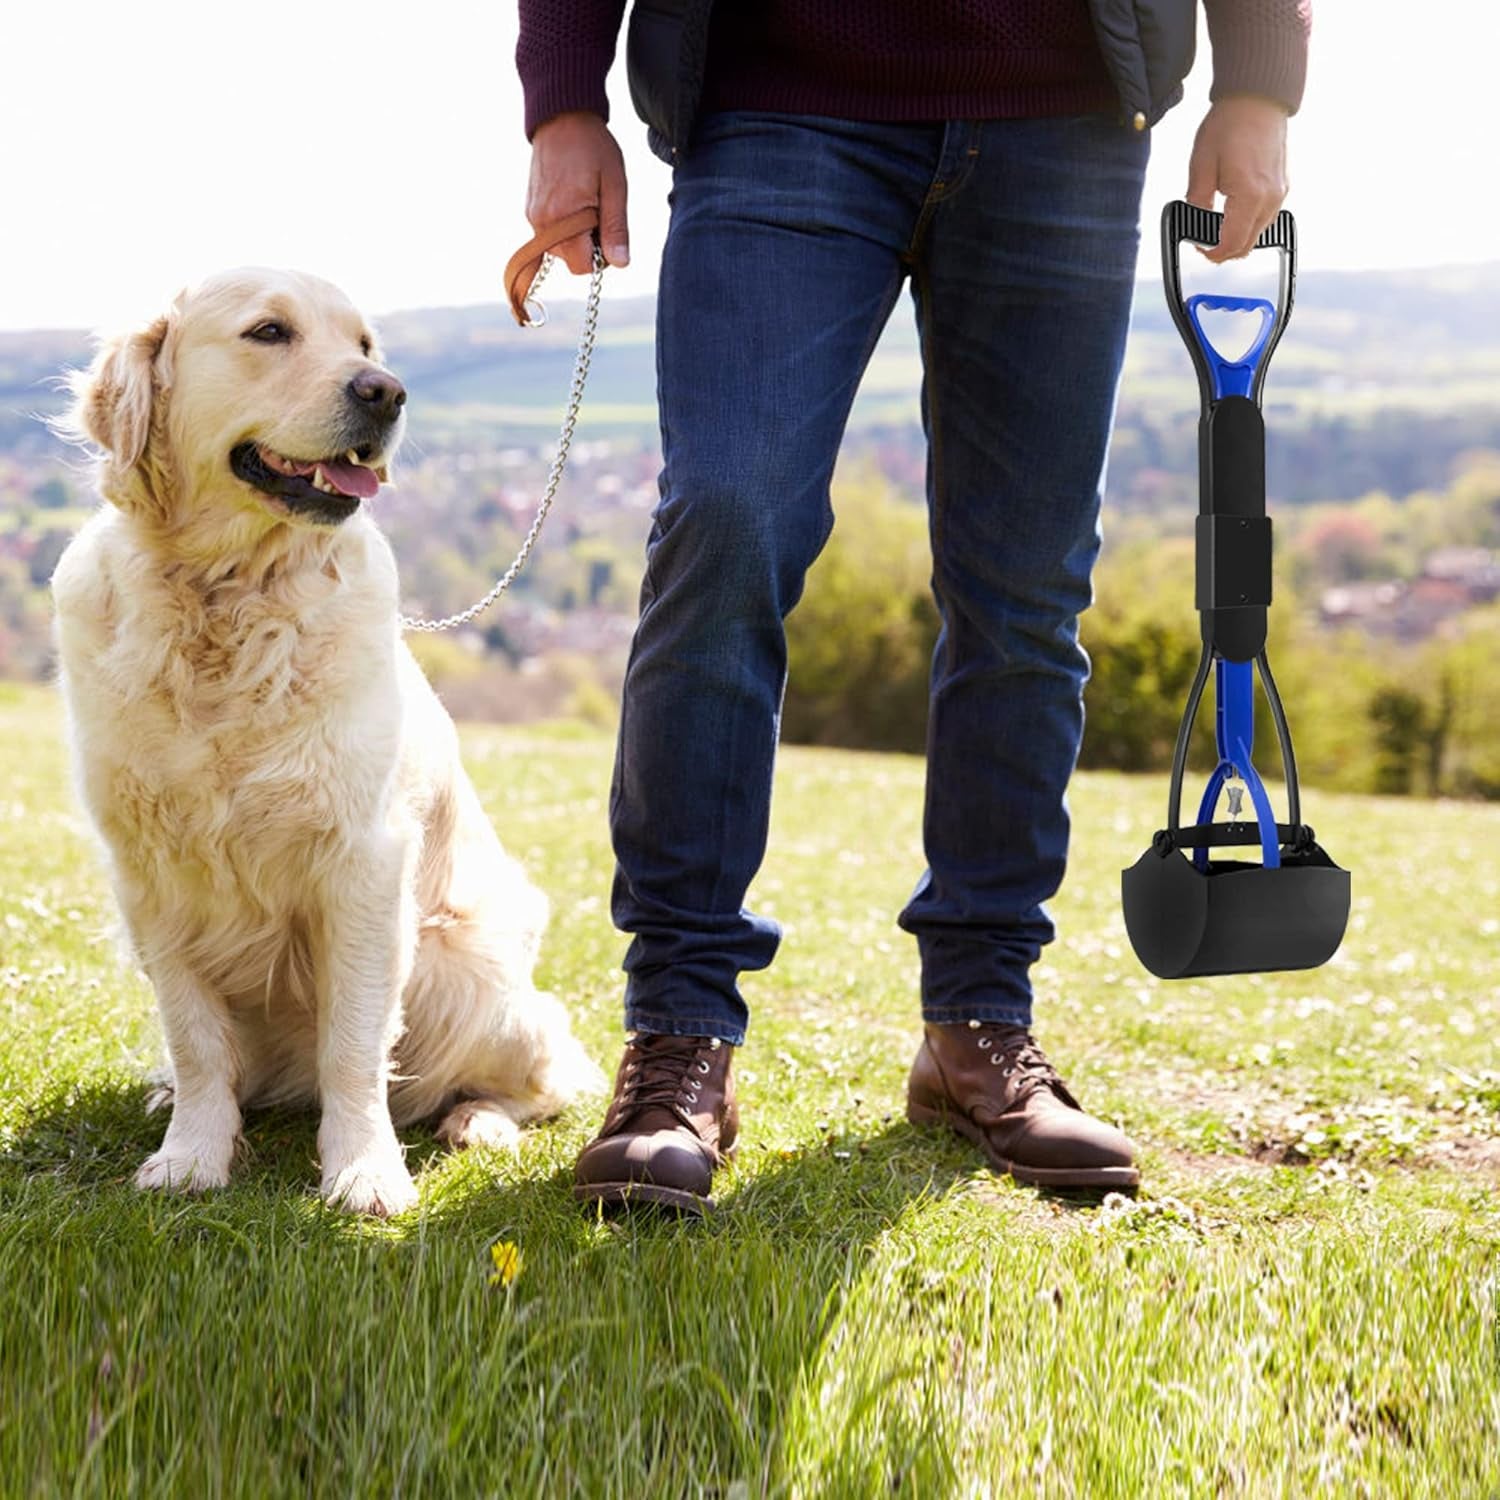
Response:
[611,112,1150,1044]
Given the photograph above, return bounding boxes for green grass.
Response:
[0,684,1497,1497]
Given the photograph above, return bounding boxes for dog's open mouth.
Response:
[230,441,385,524]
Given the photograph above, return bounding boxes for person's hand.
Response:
[526,111,630,274]
[1185,95,1290,263]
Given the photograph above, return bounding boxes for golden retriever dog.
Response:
[51,268,602,1216]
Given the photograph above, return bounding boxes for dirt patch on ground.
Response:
[1158,1133,1500,1179]
[1149,1147,1276,1177]
[1413,1135,1500,1179]
[1140,1068,1500,1174]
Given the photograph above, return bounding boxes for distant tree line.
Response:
[782,463,1500,800]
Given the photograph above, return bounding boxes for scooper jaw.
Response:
[1121,203,1350,981]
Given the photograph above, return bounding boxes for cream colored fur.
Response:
[51,268,602,1216]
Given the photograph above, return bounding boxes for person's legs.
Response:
[585,113,953,1212]
[898,114,1149,1192]
[611,112,937,1044]
[899,114,1150,1023]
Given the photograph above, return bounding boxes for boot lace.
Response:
[970,1024,1070,1107]
[617,1034,716,1120]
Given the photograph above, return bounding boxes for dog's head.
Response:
[65,268,405,534]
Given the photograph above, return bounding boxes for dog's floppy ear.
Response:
[62,311,177,519]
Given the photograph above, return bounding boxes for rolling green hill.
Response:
[5,263,1500,508]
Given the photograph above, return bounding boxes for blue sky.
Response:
[4,1,1493,331]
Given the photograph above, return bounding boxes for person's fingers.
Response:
[1243,194,1279,252]
[524,155,555,231]
[525,165,597,270]
[1214,179,1284,262]
[1185,140,1218,212]
[1184,136,1220,259]
[526,165,602,273]
[522,116,629,277]
[1184,98,1290,263]
[1204,192,1259,263]
[598,158,630,268]
[554,229,598,276]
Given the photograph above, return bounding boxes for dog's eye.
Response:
[243,321,292,345]
[360,335,373,357]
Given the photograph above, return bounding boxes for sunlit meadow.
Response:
[1,683,1496,1496]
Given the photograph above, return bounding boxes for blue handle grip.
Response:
[1184,295,1277,400]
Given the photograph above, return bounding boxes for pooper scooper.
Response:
[1121,202,1350,980]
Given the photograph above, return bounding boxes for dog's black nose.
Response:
[346,370,406,423]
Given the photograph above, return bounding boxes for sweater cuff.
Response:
[1206,4,1311,116]
[520,48,614,139]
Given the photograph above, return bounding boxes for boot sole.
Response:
[574,1181,714,1216]
[907,1100,1141,1190]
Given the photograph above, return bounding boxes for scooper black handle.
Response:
[1159,203,1305,855]
[1162,201,1297,666]
[1162,202,1297,410]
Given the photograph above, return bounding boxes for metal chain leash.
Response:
[399,243,604,633]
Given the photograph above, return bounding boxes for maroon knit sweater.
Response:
[517,2,1310,141]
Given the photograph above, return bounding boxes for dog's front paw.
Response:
[135,1142,233,1194]
[321,1149,419,1218]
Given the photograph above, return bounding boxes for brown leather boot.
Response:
[907,1020,1139,1190]
[574,1033,737,1214]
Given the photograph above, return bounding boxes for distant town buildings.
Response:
[1320,546,1500,639]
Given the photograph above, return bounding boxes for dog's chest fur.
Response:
[59,514,402,911]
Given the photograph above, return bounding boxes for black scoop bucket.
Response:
[1122,203,1350,980]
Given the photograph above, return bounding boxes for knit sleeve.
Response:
[516,1,628,139]
[1203,0,1312,115]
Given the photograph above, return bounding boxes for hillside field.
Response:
[0,683,1497,1496]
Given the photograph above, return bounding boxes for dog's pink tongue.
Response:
[318,460,382,499]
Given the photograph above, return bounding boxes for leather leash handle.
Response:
[504,207,600,327]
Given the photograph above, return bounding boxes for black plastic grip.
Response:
[1162,201,1295,254]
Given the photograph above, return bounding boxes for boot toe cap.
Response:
[1016,1106,1137,1172]
[575,1130,717,1198]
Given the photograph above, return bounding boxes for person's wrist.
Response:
[534,109,609,139]
[1209,92,1292,120]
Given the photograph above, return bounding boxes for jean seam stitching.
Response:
[923,1005,1031,1017]
[908,122,981,257]
[626,1015,742,1026]
[626,1019,746,1039]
